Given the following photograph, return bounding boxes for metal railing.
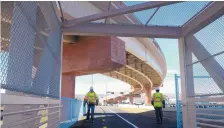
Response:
[60,97,87,128]
[150,38,165,58]
[1,93,61,128]
[175,74,224,128]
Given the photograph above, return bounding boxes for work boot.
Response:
[160,121,163,124]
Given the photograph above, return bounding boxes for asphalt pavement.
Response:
[71,106,177,128]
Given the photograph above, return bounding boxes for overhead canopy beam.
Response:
[90,1,142,25]
[182,1,224,36]
[145,7,160,26]
[62,23,181,38]
[63,1,181,27]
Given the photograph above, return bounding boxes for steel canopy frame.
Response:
[60,2,224,38]
[182,1,224,36]
[62,23,182,38]
[63,1,182,27]
[186,35,224,92]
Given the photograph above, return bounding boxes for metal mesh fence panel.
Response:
[194,15,224,56]
[184,13,224,127]
[0,1,62,98]
[189,15,224,97]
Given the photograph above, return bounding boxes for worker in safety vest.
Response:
[151,88,165,124]
[84,86,99,123]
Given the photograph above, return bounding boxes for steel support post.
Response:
[178,38,196,128]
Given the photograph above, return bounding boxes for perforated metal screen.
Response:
[0,1,62,98]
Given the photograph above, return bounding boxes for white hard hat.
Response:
[90,86,94,90]
[156,88,160,91]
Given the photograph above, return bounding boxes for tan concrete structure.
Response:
[144,86,152,105]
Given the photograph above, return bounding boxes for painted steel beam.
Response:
[62,23,181,38]
[39,1,61,31]
[145,7,160,26]
[90,1,142,25]
[182,2,224,36]
[63,1,181,26]
[178,37,197,128]
[186,35,224,92]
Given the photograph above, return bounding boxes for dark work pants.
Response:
[155,107,163,123]
[86,103,95,121]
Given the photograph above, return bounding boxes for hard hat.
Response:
[156,88,160,91]
[90,86,94,90]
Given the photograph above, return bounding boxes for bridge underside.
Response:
[61,35,162,104]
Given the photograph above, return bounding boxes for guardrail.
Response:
[150,38,165,58]
[60,97,87,128]
[1,94,61,128]
[196,104,224,128]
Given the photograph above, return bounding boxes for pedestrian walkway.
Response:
[71,106,177,128]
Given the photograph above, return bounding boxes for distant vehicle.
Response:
[134,102,143,105]
[122,101,130,104]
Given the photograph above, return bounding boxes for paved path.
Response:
[71,106,177,128]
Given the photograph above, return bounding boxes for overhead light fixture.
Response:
[68,35,80,44]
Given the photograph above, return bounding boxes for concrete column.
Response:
[144,86,152,105]
[61,75,75,98]
[129,95,134,104]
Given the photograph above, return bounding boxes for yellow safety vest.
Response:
[152,92,164,107]
[85,91,98,104]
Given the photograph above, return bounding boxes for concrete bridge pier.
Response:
[144,86,152,105]
[129,95,134,104]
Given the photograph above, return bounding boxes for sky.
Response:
[75,38,180,96]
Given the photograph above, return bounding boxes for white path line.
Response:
[107,108,139,128]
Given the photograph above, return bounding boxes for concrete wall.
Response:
[61,75,75,98]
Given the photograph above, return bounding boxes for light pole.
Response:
[91,74,94,88]
[106,83,108,106]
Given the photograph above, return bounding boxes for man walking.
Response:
[84,86,99,123]
[152,88,165,124]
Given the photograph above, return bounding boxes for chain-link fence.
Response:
[1,1,62,128]
[0,1,62,98]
